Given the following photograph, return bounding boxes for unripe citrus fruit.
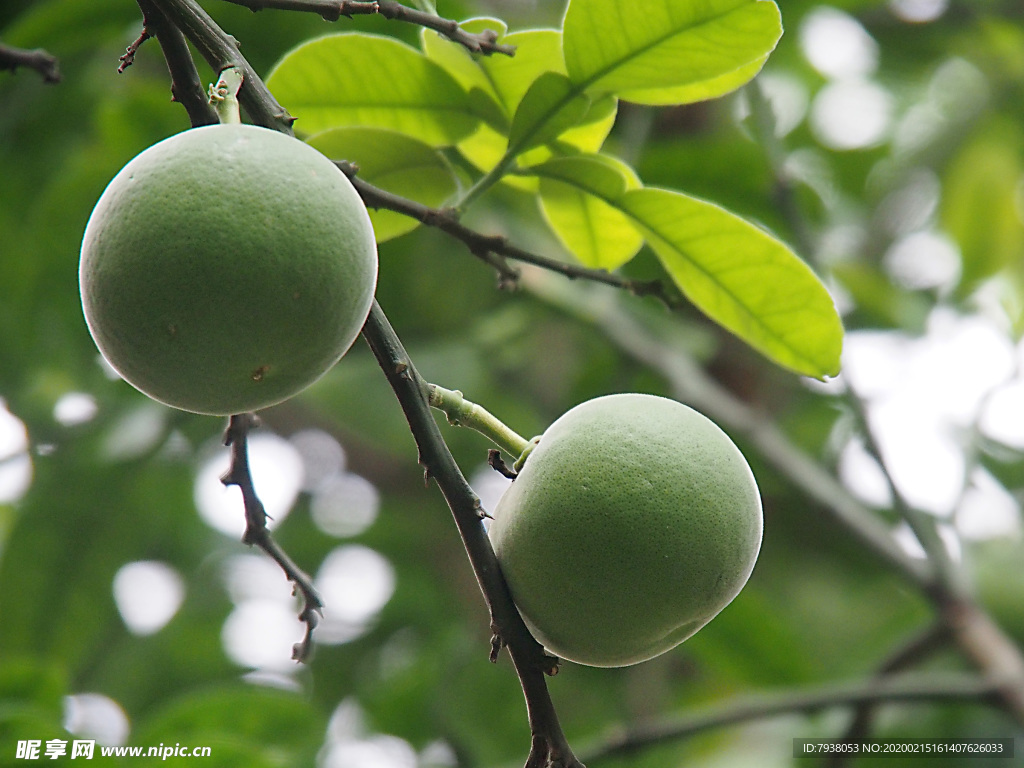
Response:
[79,123,377,415]
[489,393,762,667]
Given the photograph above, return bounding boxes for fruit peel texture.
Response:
[80,124,378,415]
[489,393,763,667]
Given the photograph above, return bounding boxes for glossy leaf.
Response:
[620,187,843,377]
[266,33,479,146]
[419,19,510,132]
[537,155,644,270]
[307,128,458,242]
[508,72,592,154]
[557,94,618,153]
[562,0,782,104]
[941,122,1024,296]
[419,18,508,103]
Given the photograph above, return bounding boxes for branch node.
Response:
[119,28,152,72]
[0,42,62,83]
[488,449,518,480]
[489,630,504,663]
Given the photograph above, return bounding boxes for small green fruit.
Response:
[489,393,762,667]
[79,123,377,415]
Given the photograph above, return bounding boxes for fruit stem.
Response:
[428,383,532,459]
[208,66,243,124]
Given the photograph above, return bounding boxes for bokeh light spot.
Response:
[113,560,185,635]
[315,545,395,645]
[311,473,380,538]
[799,7,879,79]
[53,392,98,427]
[811,80,893,150]
[63,693,130,747]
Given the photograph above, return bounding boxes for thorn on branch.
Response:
[0,42,61,83]
[543,655,560,676]
[335,160,684,310]
[119,27,152,72]
[490,628,504,663]
[474,498,492,520]
[221,413,324,663]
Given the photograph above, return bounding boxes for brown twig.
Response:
[375,0,514,55]
[136,0,219,126]
[335,160,684,309]
[0,42,61,83]
[220,0,377,20]
[361,301,582,768]
[221,414,323,662]
[149,0,295,133]
[219,0,514,55]
[118,28,152,72]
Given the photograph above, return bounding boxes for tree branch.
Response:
[219,0,515,55]
[0,42,61,83]
[361,300,582,768]
[221,414,323,662]
[581,673,1013,764]
[828,623,951,768]
[335,160,685,309]
[744,71,1024,727]
[148,0,295,133]
[136,0,219,126]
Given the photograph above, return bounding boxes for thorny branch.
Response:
[126,0,1024,758]
[118,28,152,72]
[221,414,323,662]
[136,0,220,126]
[219,0,515,55]
[0,42,61,83]
[150,0,295,133]
[335,160,686,309]
[361,301,582,768]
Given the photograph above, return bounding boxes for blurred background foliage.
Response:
[2,0,1024,766]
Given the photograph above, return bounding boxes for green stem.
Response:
[428,384,531,459]
[455,153,517,213]
[208,66,243,124]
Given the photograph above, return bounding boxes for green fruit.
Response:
[489,393,762,667]
[79,123,377,415]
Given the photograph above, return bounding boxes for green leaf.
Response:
[423,26,563,120]
[941,122,1024,296]
[426,27,616,179]
[266,33,479,146]
[478,29,566,115]
[508,72,593,155]
[562,0,782,104]
[557,94,618,153]
[536,155,645,270]
[620,188,843,377]
[307,128,458,242]
[620,55,770,106]
[419,19,510,132]
[420,18,508,100]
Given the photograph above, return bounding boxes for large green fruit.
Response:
[489,393,762,667]
[80,123,377,415]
